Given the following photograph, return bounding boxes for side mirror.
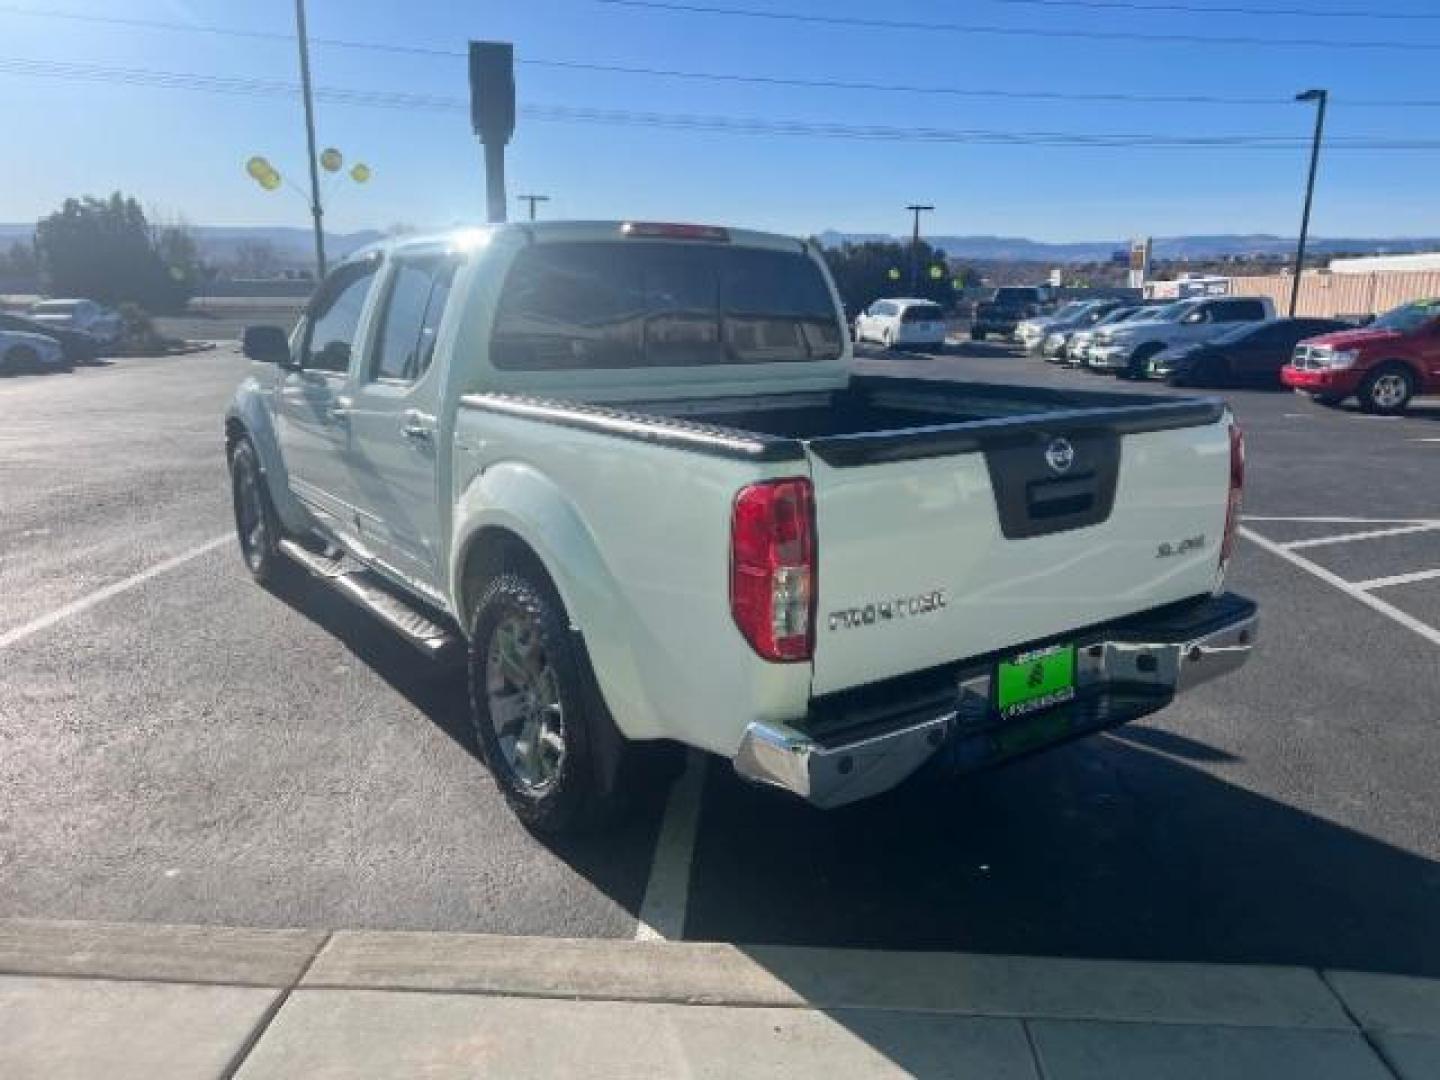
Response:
[243,325,293,366]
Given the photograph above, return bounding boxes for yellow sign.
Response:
[887,268,900,281]
[245,156,272,180]
[929,264,944,280]
[257,169,281,191]
[350,163,371,184]
[320,148,343,172]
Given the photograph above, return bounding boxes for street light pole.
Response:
[1290,88,1327,317]
[518,194,550,221]
[293,0,326,277]
[906,204,934,294]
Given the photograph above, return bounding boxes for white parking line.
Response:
[634,750,707,942]
[0,535,232,651]
[1283,523,1440,550]
[1353,568,1440,591]
[1240,527,1440,648]
[1242,515,1436,525]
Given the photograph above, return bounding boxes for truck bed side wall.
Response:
[450,407,812,756]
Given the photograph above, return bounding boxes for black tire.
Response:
[468,571,657,835]
[1120,342,1164,381]
[3,345,38,373]
[1358,364,1415,416]
[228,436,291,587]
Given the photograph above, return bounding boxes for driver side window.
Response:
[303,261,380,373]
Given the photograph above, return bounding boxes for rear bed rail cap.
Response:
[806,396,1226,468]
[460,392,807,463]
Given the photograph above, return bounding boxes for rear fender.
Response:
[450,462,660,741]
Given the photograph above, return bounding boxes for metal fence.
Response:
[1222,270,1440,320]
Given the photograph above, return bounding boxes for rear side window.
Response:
[491,242,842,369]
[1213,299,1266,322]
[901,304,943,323]
[370,257,460,382]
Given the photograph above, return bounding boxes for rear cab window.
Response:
[490,241,843,370]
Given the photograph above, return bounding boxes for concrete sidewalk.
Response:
[2,919,1438,1078]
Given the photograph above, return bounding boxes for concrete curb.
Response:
[5,917,1438,1031]
[7,919,1440,1079]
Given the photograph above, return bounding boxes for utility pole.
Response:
[518,194,550,221]
[1290,88,1327,317]
[906,204,934,294]
[293,0,326,277]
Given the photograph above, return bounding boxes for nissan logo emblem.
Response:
[1044,437,1076,475]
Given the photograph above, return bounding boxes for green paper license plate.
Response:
[995,644,1077,720]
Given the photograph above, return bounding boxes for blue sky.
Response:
[4,0,1440,240]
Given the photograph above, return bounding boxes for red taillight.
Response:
[1221,424,1245,564]
[730,479,815,662]
[621,221,730,242]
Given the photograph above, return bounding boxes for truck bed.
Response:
[634,376,1221,462]
[463,375,1223,468]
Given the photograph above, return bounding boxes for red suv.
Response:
[1283,298,1440,415]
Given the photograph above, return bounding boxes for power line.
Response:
[591,0,1440,51]
[1,4,1438,106]
[4,56,1440,151]
[942,0,1440,20]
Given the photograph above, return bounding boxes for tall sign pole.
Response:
[293,0,326,276]
[469,42,516,224]
[906,203,934,294]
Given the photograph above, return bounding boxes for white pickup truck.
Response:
[226,221,1257,834]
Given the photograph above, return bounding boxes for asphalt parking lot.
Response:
[2,341,1438,977]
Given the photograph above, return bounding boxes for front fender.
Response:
[226,375,309,536]
[450,462,661,741]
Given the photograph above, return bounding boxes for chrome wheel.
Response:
[1371,373,1408,410]
[485,613,566,793]
[233,454,267,572]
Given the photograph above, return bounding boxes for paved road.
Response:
[1,345,1438,975]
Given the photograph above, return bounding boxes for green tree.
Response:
[815,239,972,316]
[34,193,192,311]
[0,240,38,277]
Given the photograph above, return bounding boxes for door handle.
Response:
[401,409,434,441]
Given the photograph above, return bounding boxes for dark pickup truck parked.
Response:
[971,287,1045,341]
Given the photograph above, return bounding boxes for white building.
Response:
[1327,252,1440,275]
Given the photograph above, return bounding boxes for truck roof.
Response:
[351,221,812,263]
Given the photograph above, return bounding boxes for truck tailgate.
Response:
[806,407,1231,695]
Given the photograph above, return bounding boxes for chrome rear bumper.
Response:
[733,598,1257,809]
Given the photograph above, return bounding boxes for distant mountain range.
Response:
[4,222,1438,266]
[814,230,1440,264]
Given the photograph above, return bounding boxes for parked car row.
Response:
[0,299,120,374]
[1016,294,1440,416]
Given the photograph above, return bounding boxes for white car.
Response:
[0,328,67,373]
[854,298,947,350]
[29,299,124,345]
[225,221,1256,835]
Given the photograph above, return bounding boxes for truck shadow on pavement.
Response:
[264,573,1440,977]
[686,730,1440,980]
[262,573,667,913]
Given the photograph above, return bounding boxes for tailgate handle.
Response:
[1027,474,1095,519]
